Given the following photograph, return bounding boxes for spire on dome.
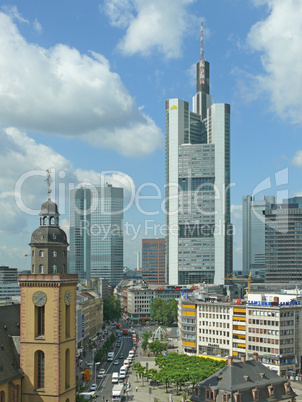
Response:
[46,169,53,200]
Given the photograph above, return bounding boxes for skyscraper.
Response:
[165,22,231,285]
[69,184,123,287]
[242,195,275,278]
[265,197,302,282]
[142,238,166,285]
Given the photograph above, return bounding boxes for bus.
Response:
[122,328,128,335]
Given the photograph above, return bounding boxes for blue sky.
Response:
[1,0,302,273]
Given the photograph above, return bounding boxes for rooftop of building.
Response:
[191,355,297,401]
[0,325,23,386]
[0,303,20,337]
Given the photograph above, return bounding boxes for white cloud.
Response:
[0,11,163,156]
[292,150,302,167]
[33,18,42,33]
[0,128,136,233]
[247,0,302,124]
[103,0,199,58]
[1,5,29,24]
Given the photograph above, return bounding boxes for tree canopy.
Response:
[148,340,167,356]
[150,298,178,325]
[103,295,122,321]
[154,353,227,394]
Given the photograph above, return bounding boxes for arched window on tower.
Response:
[66,304,70,338]
[39,250,44,257]
[50,216,55,225]
[0,390,5,402]
[43,216,48,225]
[35,306,45,338]
[35,350,45,389]
[65,348,70,388]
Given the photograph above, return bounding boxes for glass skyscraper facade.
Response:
[69,184,123,287]
[142,239,166,285]
[265,197,302,283]
[165,23,232,285]
[242,195,275,278]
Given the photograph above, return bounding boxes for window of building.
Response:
[11,385,19,402]
[252,387,260,401]
[65,349,70,388]
[268,385,275,398]
[234,392,242,402]
[35,350,45,389]
[205,387,214,400]
[39,250,44,257]
[39,264,44,274]
[0,391,5,402]
[35,306,45,337]
[53,250,57,257]
[53,265,57,273]
[222,393,229,402]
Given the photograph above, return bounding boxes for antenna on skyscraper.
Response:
[200,21,204,60]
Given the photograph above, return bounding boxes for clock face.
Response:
[65,290,71,305]
[32,291,47,307]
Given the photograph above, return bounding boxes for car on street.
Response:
[114,359,119,365]
[119,353,123,359]
[90,383,97,391]
[118,379,124,385]
[97,369,106,378]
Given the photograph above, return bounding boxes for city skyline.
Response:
[1,1,302,274]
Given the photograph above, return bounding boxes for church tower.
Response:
[19,192,78,401]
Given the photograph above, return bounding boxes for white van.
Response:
[107,352,114,361]
[112,372,119,383]
[128,350,134,358]
[119,366,126,379]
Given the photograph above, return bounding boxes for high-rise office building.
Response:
[69,184,123,287]
[265,197,302,282]
[142,238,166,285]
[165,22,232,285]
[242,196,275,278]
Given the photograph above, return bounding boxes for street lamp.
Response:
[94,362,100,384]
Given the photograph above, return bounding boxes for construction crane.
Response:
[223,272,252,294]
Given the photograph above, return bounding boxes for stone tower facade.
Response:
[19,198,78,402]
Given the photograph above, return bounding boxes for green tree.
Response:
[150,298,178,325]
[141,331,151,351]
[149,340,167,356]
[103,295,122,321]
[133,362,143,382]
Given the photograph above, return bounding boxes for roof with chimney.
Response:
[190,354,297,401]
